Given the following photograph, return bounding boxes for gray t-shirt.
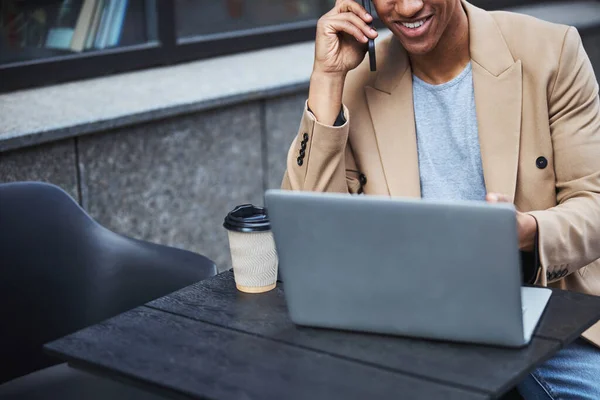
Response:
[413,63,486,201]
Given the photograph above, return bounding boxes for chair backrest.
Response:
[0,182,217,383]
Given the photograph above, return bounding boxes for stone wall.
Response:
[0,93,306,272]
[0,139,79,201]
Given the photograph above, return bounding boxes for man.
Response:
[282,0,600,398]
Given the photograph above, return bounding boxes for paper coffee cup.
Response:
[223,204,278,293]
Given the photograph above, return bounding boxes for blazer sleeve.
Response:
[281,101,362,194]
[527,27,600,284]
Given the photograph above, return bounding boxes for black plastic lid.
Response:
[223,204,271,233]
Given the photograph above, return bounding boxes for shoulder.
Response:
[489,10,574,67]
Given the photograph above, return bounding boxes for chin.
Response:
[397,38,436,56]
[405,45,434,56]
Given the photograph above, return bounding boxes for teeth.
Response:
[401,19,426,29]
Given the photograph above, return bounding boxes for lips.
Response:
[394,15,434,39]
[401,18,427,29]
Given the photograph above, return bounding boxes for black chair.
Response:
[0,182,217,398]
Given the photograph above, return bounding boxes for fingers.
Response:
[326,12,378,43]
[336,0,373,20]
[486,193,512,203]
[319,0,377,44]
[486,193,499,203]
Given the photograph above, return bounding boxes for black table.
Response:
[45,271,600,400]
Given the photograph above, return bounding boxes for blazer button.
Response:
[297,157,303,166]
[299,149,305,158]
[559,270,568,279]
[301,142,307,150]
[303,133,309,141]
[359,174,367,186]
[536,157,548,169]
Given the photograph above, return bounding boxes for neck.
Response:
[409,4,470,85]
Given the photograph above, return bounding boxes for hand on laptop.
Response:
[486,193,537,252]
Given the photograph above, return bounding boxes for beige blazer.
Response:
[282,1,600,346]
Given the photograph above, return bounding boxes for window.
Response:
[176,0,334,39]
[0,0,156,65]
[0,0,547,93]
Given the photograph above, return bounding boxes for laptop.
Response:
[264,190,552,347]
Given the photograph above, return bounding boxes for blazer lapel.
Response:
[472,62,522,198]
[365,39,421,198]
[466,1,523,199]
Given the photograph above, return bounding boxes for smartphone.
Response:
[361,0,377,71]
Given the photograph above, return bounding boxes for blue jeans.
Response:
[518,338,600,399]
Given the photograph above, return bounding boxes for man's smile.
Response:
[394,15,435,38]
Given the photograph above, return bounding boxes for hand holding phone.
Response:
[312,0,378,77]
[308,0,379,124]
[362,0,377,71]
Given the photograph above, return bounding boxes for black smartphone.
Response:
[361,0,376,71]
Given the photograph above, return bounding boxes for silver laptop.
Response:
[265,190,552,347]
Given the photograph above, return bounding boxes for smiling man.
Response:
[282,0,600,398]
